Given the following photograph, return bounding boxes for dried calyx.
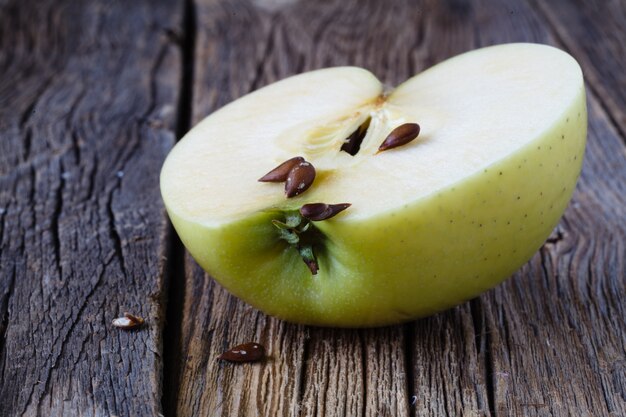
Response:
[273,203,350,274]
[272,211,318,274]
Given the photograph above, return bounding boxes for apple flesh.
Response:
[161,43,586,327]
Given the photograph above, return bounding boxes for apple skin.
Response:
[166,88,586,327]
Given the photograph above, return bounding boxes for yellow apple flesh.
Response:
[161,43,586,327]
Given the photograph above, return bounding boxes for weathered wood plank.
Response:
[0,0,182,415]
[409,304,492,417]
[298,326,409,417]
[532,0,626,137]
[172,259,306,416]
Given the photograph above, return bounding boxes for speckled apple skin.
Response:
[166,87,586,327]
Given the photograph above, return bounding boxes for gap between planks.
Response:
[161,0,197,415]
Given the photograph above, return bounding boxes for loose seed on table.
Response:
[218,342,266,362]
[112,312,144,330]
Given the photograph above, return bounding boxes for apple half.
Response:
[161,43,586,327]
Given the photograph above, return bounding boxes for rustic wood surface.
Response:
[0,0,183,415]
[1,0,624,416]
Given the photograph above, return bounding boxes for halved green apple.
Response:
[161,43,586,327]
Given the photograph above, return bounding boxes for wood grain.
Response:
[1,0,624,416]
[0,0,182,415]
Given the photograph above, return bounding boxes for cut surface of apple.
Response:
[161,43,586,327]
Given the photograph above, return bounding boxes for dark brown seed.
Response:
[285,161,316,198]
[378,123,420,152]
[218,342,265,362]
[340,127,363,155]
[258,156,305,182]
[112,312,144,330]
[341,118,370,156]
[300,203,351,221]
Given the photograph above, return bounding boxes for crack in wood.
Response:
[0,1,184,415]
[545,229,565,245]
[50,159,65,279]
[403,323,416,417]
[161,232,187,417]
[18,73,55,130]
[0,263,16,367]
[470,298,495,417]
[33,256,109,416]
[360,332,367,417]
[295,327,310,414]
[140,43,170,126]
[161,1,197,416]
[174,0,196,141]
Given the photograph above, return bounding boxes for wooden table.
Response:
[1,0,624,416]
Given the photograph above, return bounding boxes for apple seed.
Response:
[300,203,351,221]
[112,312,145,330]
[218,342,265,362]
[378,123,420,152]
[258,156,305,182]
[341,117,371,156]
[285,161,316,198]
